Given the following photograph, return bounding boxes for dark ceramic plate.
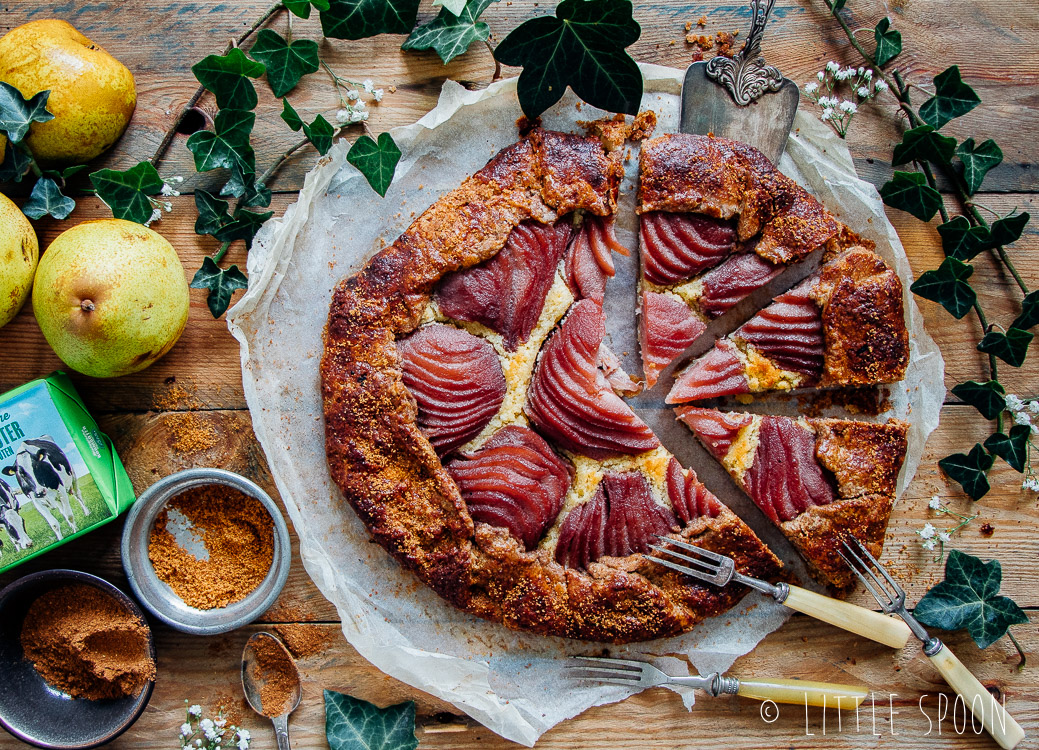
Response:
[0,569,155,749]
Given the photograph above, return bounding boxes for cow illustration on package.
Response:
[0,478,31,551]
[2,436,90,541]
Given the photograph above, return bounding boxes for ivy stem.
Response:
[213,240,232,264]
[1007,630,1026,670]
[256,134,313,188]
[485,40,502,82]
[148,0,286,168]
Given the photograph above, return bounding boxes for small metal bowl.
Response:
[121,468,291,636]
[0,569,155,749]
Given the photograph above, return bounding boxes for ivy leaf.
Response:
[303,114,335,156]
[880,170,943,222]
[249,29,320,97]
[90,161,164,224]
[989,211,1029,248]
[281,98,304,131]
[831,0,847,13]
[347,132,401,196]
[194,189,233,236]
[1011,290,1039,331]
[873,17,901,67]
[0,140,32,182]
[938,444,994,500]
[914,550,1027,649]
[22,177,75,219]
[192,48,266,110]
[186,108,256,177]
[919,66,981,130]
[434,0,468,14]
[937,216,990,261]
[324,690,418,750]
[984,425,1031,473]
[191,256,249,318]
[320,0,422,41]
[0,83,53,143]
[950,380,1006,420]
[977,327,1032,368]
[956,138,1002,195]
[401,0,498,65]
[891,125,956,167]
[494,0,643,120]
[910,257,976,319]
[241,179,272,208]
[193,189,273,247]
[284,0,331,18]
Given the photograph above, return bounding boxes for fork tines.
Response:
[565,656,648,686]
[837,534,905,611]
[644,535,735,587]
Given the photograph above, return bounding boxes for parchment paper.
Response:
[227,64,944,746]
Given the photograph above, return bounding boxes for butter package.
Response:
[0,372,135,572]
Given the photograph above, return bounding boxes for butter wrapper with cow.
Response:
[0,372,135,573]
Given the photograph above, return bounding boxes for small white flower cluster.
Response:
[919,496,977,560]
[332,77,385,126]
[804,63,888,138]
[179,703,250,750]
[144,176,184,227]
[1003,394,1039,491]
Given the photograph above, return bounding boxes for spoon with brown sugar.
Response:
[242,632,302,750]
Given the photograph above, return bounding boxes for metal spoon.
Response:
[241,632,302,750]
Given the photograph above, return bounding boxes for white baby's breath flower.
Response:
[826,60,840,72]
[160,182,180,197]
[922,538,937,551]
[820,108,834,121]
[373,88,384,102]
[180,724,192,737]
[335,108,351,125]
[857,86,870,98]
[938,531,952,543]
[144,207,162,227]
[857,66,865,75]
[195,740,202,748]
[929,496,942,510]
[864,68,873,79]
[1005,394,1025,412]
[354,99,367,111]
[839,99,857,114]
[348,109,368,123]
[918,522,937,540]
[189,705,202,717]
[346,89,360,101]
[875,79,888,92]
[362,78,374,93]
[237,740,249,750]
[816,70,825,82]
[199,719,214,732]
[804,82,819,94]
[1028,400,1039,415]
[1023,476,1039,492]
[237,729,250,741]
[1014,411,1032,427]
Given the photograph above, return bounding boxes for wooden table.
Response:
[1,1,1037,748]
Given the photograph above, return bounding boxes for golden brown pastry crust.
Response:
[322,129,782,643]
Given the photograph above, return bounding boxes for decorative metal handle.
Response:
[705,0,785,106]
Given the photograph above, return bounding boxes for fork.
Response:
[567,656,868,708]
[647,536,912,649]
[840,534,1025,750]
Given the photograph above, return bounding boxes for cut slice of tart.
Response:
[667,245,909,404]
[674,407,909,591]
[637,133,844,387]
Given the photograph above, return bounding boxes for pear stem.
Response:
[148,1,286,169]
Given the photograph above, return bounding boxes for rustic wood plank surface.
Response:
[0,1,1037,749]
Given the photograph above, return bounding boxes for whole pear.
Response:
[0,191,39,328]
[33,219,189,378]
[0,20,136,164]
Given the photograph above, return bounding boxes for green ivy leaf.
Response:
[194,189,232,236]
[873,17,901,66]
[193,189,273,247]
[0,83,53,143]
[891,125,956,167]
[955,138,1002,195]
[402,0,498,64]
[910,257,976,319]
[186,108,256,179]
[1011,290,1039,331]
[938,444,994,500]
[434,0,468,14]
[0,140,32,182]
[22,176,75,219]
[984,425,1031,473]
[303,114,335,156]
[192,48,266,110]
[241,179,272,208]
[347,132,401,196]
[281,98,304,131]
[249,29,320,97]
[989,211,1029,248]
[950,380,1006,420]
[90,161,164,224]
[880,170,943,222]
[494,0,643,120]
[284,0,331,18]
[914,550,1027,649]
[832,0,847,13]
[937,216,989,261]
[919,66,981,130]
[190,256,249,318]
[320,0,422,41]
[977,327,1032,368]
[325,690,417,750]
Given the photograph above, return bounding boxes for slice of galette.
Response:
[637,133,843,387]
[667,244,910,404]
[674,407,908,592]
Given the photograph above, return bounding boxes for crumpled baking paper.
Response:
[227,64,944,746]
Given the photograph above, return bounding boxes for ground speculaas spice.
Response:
[148,484,274,610]
[252,637,298,717]
[20,584,155,701]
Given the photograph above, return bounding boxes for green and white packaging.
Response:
[0,372,135,573]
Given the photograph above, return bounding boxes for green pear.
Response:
[0,191,39,328]
[33,219,189,378]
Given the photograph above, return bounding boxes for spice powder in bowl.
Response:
[20,584,156,701]
[148,483,275,610]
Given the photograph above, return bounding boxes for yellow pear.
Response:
[33,219,189,378]
[0,191,39,328]
[0,20,136,165]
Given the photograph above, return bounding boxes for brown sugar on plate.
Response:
[148,484,275,610]
[20,584,156,701]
